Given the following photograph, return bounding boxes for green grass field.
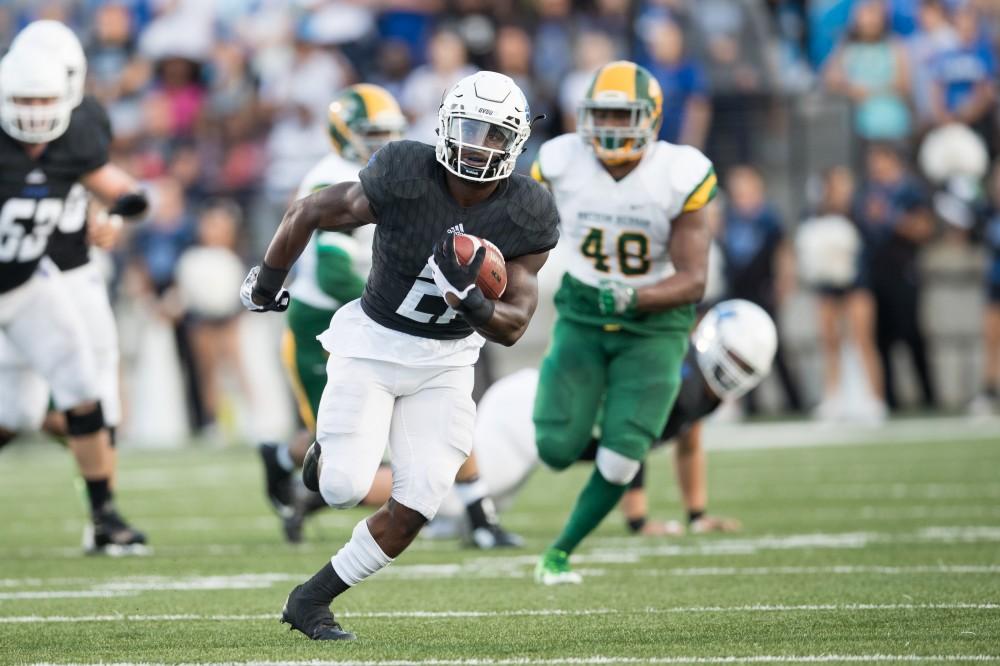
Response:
[1,431,998,665]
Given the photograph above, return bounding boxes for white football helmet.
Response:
[0,47,73,144]
[436,71,532,182]
[11,20,87,108]
[692,299,777,401]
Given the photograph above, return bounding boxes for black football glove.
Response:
[428,233,486,301]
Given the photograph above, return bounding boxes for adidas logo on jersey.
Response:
[25,169,47,185]
[446,223,466,235]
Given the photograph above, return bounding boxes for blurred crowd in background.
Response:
[2,0,999,441]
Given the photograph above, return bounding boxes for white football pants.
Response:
[315,353,476,521]
[0,261,120,430]
[0,262,100,430]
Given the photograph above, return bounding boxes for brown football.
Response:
[452,232,507,300]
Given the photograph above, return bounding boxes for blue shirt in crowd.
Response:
[984,212,1000,286]
[645,60,707,144]
[722,204,784,270]
[932,42,997,113]
[132,218,197,292]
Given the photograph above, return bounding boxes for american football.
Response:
[453,232,507,299]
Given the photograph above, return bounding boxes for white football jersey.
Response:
[533,134,716,289]
[288,152,374,310]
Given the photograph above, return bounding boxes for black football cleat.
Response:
[470,524,525,550]
[259,443,294,516]
[302,441,322,493]
[280,584,355,641]
[84,504,149,556]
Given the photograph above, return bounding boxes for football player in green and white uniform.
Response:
[530,60,717,584]
[257,84,404,537]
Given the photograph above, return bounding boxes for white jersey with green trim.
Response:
[533,133,715,289]
[288,152,374,311]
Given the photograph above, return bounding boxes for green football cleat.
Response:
[534,547,582,585]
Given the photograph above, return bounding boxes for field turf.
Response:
[0,432,998,665]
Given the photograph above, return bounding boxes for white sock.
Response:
[330,519,394,586]
[275,445,294,472]
[454,478,489,506]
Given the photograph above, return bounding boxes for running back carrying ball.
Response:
[452,233,507,300]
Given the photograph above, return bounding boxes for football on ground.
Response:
[453,232,507,299]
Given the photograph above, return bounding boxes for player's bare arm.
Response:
[80,164,148,218]
[244,182,375,311]
[265,182,375,272]
[470,251,548,346]
[634,207,710,312]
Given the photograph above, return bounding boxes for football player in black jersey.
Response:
[0,35,149,554]
[2,22,145,454]
[241,71,559,640]
[428,299,777,539]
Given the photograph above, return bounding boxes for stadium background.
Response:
[1,0,996,446]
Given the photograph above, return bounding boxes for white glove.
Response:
[597,279,637,315]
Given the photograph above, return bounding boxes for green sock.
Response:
[553,467,628,554]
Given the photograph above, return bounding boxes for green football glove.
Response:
[597,280,637,315]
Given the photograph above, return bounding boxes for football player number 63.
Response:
[0,197,64,263]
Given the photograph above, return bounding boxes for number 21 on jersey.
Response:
[580,227,650,276]
[0,197,63,263]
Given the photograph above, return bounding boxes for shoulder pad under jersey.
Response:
[534,133,588,186]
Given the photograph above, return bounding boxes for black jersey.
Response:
[0,102,109,293]
[45,96,113,272]
[357,141,560,340]
[657,348,722,444]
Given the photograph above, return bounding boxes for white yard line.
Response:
[1,561,997,597]
[24,655,1000,665]
[635,565,1000,577]
[3,602,998,624]
[0,590,137,600]
[702,415,999,451]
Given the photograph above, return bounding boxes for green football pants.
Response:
[281,300,333,433]
[533,317,688,466]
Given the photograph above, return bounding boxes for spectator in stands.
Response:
[969,163,1000,415]
[558,30,616,133]
[797,167,886,422]
[824,0,912,144]
[693,0,776,172]
[130,177,205,430]
[719,165,804,414]
[532,0,577,98]
[930,4,997,151]
[400,28,477,143]
[855,143,938,410]
[493,23,551,166]
[641,17,711,149]
[908,0,958,131]
[175,201,252,440]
